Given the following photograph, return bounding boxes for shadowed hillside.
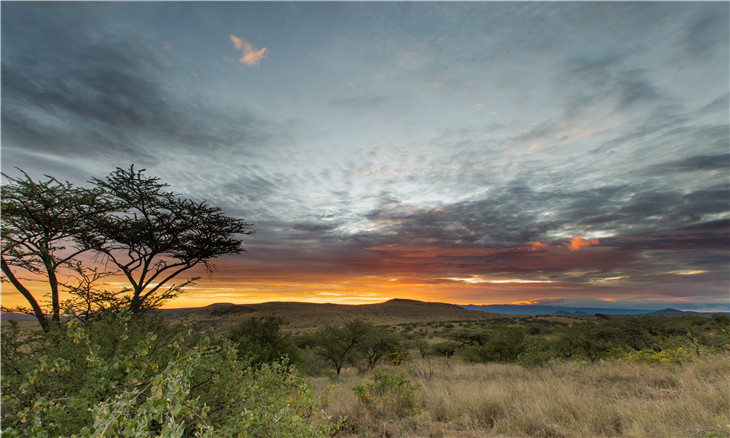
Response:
[161,298,507,334]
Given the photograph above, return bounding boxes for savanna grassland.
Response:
[2,299,729,437]
[294,301,730,437]
[310,355,729,437]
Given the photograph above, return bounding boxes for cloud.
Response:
[527,241,548,251]
[680,5,729,63]
[1,5,278,168]
[229,34,267,67]
[565,236,600,251]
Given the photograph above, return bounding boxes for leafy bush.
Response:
[227,316,302,367]
[352,369,420,418]
[459,327,526,363]
[1,314,339,437]
[619,347,693,364]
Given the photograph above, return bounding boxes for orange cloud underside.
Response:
[566,235,600,250]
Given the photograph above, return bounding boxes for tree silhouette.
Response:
[1,166,253,327]
[88,165,254,314]
[1,170,107,330]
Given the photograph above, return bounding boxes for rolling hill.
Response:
[161,298,507,334]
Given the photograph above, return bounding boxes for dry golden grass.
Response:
[309,355,730,437]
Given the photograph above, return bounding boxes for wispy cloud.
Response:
[229,34,267,67]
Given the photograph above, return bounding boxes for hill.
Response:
[161,298,507,334]
[460,304,727,317]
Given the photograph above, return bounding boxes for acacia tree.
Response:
[1,166,253,328]
[356,326,403,372]
[306,319,372,376]
[1,171,106,330]
[88,166,254,314]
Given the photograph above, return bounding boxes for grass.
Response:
[309,355,730,437]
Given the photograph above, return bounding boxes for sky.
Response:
[2,2,729,311]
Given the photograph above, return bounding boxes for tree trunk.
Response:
[1,256,50,331]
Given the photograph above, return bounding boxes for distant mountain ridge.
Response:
[4,300,724,329]
[459,304,725,317]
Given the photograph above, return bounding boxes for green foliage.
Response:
[517,337,560,367]
[352,370,420,418]
[297,347,332,377]
[572,324,628,363]
[430,341,458,358]
[302,319,404,376]
[453,326,526,363]
[355,325,405,371]
[1,314,339,437]
[410,339,430,358]
[227,316,302,367]
[619,347,693,364]
[404,315,730,367]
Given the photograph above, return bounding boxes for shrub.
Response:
[460,327,526,363]
[352,369,420,418]
[619,347,693,364]
[227,316,302,367]
[1,314,339,437]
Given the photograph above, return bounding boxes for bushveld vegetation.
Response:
[303,313,729,437]
[1,314,340,437]
[3,309,728,436]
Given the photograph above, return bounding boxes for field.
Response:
[162,299,730,437]
[3,299,729,437]
[309,356,729,438]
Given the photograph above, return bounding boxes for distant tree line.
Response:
[429,314,730,365]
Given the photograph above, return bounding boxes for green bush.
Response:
[227,316,302,367]
[1,314,339,437]
[619,347,693,364]
[459,327,526,363]
[352,369,420,418]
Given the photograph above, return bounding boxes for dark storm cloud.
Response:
[1,3,269,164]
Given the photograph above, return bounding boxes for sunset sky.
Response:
[2,2,728,311]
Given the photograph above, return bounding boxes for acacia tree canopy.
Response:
[1,166,253,327]
[306,319,374,376]
[88,166,254,313]
[1,170,106,329]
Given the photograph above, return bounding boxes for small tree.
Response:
[88,166,254,313]
[1,170,107,330]
[306,319,372,376]
[356,326,403,372]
